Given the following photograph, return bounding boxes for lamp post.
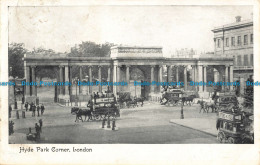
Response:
[180,99,184,119]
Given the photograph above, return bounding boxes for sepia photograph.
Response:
[1,1,259,164]
[7,5,254,144]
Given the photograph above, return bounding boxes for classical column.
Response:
[117,65,121,92]
[64,66,69,96]
[167,65,172,82]
[230,65,234,91]
[176,66,179,82]
[225,65,229,82]
[203,65,207,92]
[213,69,219,82]
[88,66,93,94]
[126,65,130,91]
[198,65,203,93]
[150,65,155,93]
[69,66,72,95]
[59,66,64,95]
[31,66,36,96]
[184,65,187,91]
[25,66,30,96]
[79,66,83,94]
[107,66,111,92]
[98,66,102,92]
[113,65,117,95]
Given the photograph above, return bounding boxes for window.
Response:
[250,54,253,66]
[226,38,229,47]
[217,39,220,48]
[244,35,248,45]
[231,37,235,46]
[250,34,253,43]
[244,55,248,66]
[237,55,242,66]
[237,36,241,45]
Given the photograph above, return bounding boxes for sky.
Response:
[8,6,253,57]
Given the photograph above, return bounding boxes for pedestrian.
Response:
[37,105,40,117]
[40,104,45,115]
[35,123,40,140]
[39,119,43,133]
[9,104,12,118]
[32,104,36,117]
[9,121,14,135]
[25,102,28,111]
[29,102,33,111]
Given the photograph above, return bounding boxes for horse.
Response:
[182,95,196,106]
[198,100,207,113]
[205,102,217,113]
[134,97,146,107]
[71,107,92,122]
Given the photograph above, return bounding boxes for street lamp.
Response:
[180,98,184,119]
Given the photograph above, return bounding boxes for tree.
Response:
[8,43,27,78]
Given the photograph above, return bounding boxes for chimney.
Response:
[235,16,241,22]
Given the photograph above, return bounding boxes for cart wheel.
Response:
[218,132,225,143]
[228,137,235,144]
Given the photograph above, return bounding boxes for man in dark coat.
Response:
[37,105,40,117]
[40,104,45,115]
[9,105,12,118]
[25,102,28,111]
[32,104,36,117]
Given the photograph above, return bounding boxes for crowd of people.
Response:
[24,102,45,117]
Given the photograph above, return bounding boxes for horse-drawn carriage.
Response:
[92,96,120,120]
[216,109,254,144]
[117,92,145,108]
[160,89,184,106]
[215,92,238,111]
[71,94,120,122]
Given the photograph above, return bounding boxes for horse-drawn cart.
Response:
[160,89,184,106]
[92,96,120,120]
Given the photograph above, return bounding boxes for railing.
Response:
[234,66,253,70]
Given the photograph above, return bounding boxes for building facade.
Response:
[212,16,253,81]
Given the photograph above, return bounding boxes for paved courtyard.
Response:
[9,101,218,144]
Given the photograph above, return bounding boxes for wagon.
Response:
[161,89,183,106]
[215,92,238,111]
[216,110,254,144]
[91,96,120,120]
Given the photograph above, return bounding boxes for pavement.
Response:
[169,117,218,136]
[9,101,219,144]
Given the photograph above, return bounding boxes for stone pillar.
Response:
[107,66,111,92]
[198,65,203,93]
[59,66,64,95]
[117,65,121,92]
[150,65,155,93]
[230,65,234,91]
[88,66,93,94]
[113,65,117,95]
[167,65,172,82]
[203,65,207,92]
[25,66,30,96]
[240,77,245,96]
[126,65,130,91]
[64,66,69,96]
[191,65,194,82]
[69,66,72,96]
[214,69,219,82]
[225,65,229,82]
[184,66,187,91]
[79,66,83,94]
[98,66,102,92]
[31,66,36,96]
[176,66,179,82]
